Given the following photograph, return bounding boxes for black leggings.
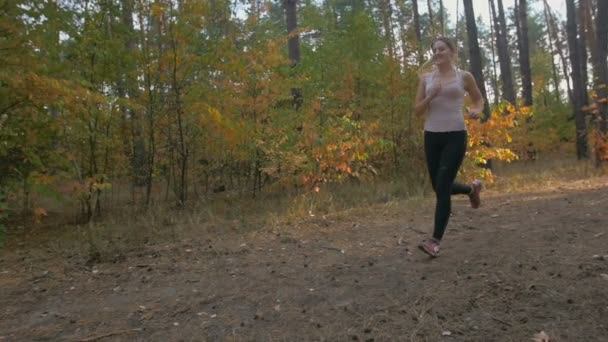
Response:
[424,130,472,241]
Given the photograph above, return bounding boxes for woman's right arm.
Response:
[414,74,439,116]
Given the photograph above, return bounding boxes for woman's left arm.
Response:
[463,71,484,120]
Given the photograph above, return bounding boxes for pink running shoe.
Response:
[418,239,440,257]
[469,180,482,209]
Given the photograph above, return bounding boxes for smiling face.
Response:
[432,39,455,67]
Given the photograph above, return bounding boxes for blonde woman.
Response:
[414,37,484,258]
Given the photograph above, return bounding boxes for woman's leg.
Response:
[451,181,471,195]
[431,131,467,241]
[424,131,442,192]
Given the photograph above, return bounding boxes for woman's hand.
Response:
[427,82,442,100]
[467,110,480,120]
[463,71,485,121]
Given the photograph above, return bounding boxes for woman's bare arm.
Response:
[463,71,484,119]
[414,73,440,116]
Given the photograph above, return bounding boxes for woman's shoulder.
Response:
[458,70,476,86]
[419,72,433,81]
[458,70,475,81]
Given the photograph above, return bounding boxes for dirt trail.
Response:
[1,178,607,341]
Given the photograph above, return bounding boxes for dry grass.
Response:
[491,154,607,193]
[5,154,607,264]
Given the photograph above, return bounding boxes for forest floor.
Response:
[1,172,608,341]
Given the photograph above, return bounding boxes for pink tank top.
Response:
[424,70,466,132]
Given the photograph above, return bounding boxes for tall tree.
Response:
[285,0,302,110]
[378,0,396,60]
[516,0,533,105]
[427,0,434,34]
[490,0,516,104]
[488,0,500,105]
[118,0,147,192]
[438,0,445,35]
[578,0,589,108]
[544,0,573,102]
[586,0,608,165]
[463,0,490,119]
[566,0,588,159]
[542,1,561,101]
[412,0,423,63]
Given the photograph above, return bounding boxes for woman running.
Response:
[414,37,485,257]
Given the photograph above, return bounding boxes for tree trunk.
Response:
[169,13,188,206]
[566,0,589,159]
[412,0,423,64]
[463,0,490,119]
[578,1,589,108]
[592,0,608,165]
[488,0,500,105]
[490,0,516,104]
[120,0,146,189]
[138,0,161,206]
[516,0,533,106]
[395,0,411,65]
[378,0,395,60]
[438,0,445,35]
[427,0,434,34]
[284,0,302,110]
[544,0,573,103]
[542,1,561,101]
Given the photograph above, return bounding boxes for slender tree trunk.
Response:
[395,0,410,65]
[543,1,561,101]
[566,0,589,159]
[284,0,302,111]
[578,1,589,108]
[120,0,146,190]
[488,0,500,105]
[591,0,608,165]
[516,0,533,106]
[427,0,434,34]
[463,0,490,119]
[514,0,523,95]
[169,11,188,206]
[379,0,396,61]
[490,0,516,104]
[412,0,423,64]
[138,0,160,206]
[544,0,573,103]
[438,0,445,35]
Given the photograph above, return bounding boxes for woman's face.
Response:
[432,40,454,66]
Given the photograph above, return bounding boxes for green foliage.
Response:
[0,0,591,224]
